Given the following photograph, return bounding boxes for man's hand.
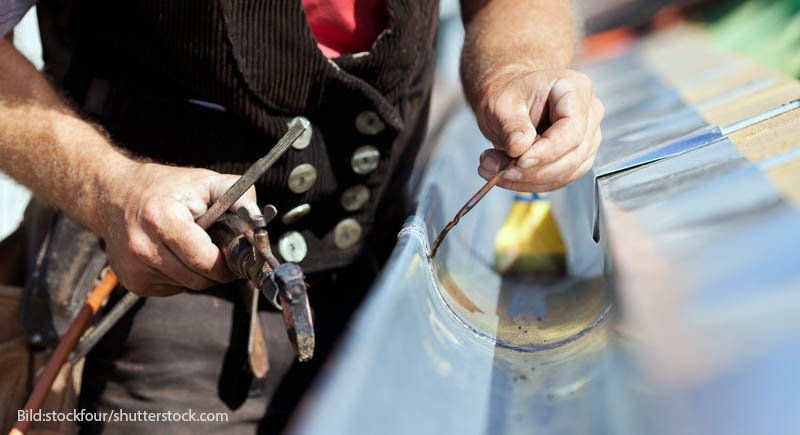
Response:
[475,67,604,192]
[99,162,259,297]
[1,39,261,297]
[460,0,601,192]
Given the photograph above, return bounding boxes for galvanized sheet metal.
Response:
[291,107,614,435]
[292,22,800,435]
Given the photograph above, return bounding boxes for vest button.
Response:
[333,218,362,249]
[288,116,312,150]
[281,203,311,225]
[340,185,370,212]
[278,231,308,263]
[288,163,317,193]
[355,110,385,135]
[350,145,380,175]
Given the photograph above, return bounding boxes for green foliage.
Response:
[702,0,800,77]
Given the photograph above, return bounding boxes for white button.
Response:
[288,117,312,150]
[355,110,385,135]
[281,203,311,225]
[278,231,308,263]
[333,218,362,249]
[288,163,317,193]
[340,185,370,212]
[350,145,380,175]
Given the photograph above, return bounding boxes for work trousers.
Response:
[77,259,376,434]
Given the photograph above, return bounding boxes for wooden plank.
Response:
[699,81,800,126]
[681,64,789,104]
[727,107,800,208]
[727,107,800,161]
[766,159,800,208]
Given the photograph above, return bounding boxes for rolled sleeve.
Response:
[0,0,38,38]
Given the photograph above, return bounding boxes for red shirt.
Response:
[302,0,389,58]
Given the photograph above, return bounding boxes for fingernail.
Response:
[480,152,501,172]
[519,158,539,169]
[504,167,523,181]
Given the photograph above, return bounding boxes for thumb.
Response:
[210,174,261,218]
[232,186,260,217]
[501,113,537,158]
[488,92,537,158]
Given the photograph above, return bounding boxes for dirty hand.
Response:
[98,162,259,297]
[474,67,604,192]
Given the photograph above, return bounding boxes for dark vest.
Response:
[62,0,439,273]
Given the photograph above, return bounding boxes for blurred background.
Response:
[5,0,800,238]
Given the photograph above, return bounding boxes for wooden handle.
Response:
[10,271,119,435]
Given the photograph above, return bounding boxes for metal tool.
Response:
[429,159,515,259]
[12,109,310,435]
[196,118,309,228]
[67,289,139,365]
[65,118,310,364]
[241,281,270,378]
[209,209,315,361]
[11,271,119,435]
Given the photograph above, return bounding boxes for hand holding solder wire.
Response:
[475,68,604,193]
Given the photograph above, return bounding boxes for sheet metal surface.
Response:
[291,22,800,435]
[291,108,614,435]
[595,137,800,435]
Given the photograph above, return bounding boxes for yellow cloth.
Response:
[494,193,566,275]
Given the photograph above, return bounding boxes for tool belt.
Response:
[1,201,92,435]
[20,213,107,348]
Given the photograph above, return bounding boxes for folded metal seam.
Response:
[591,99,800,242]
[403,181,614,353]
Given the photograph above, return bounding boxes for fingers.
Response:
[478,92,604,193]
[112,261,185,297]
[156,201,236,284]
[521,128,600,191]
[478,82,538,158]
[150,240,220,290]
[154,172,257,285]
[156,172,258,285]
[112,231,217,296]
[122,262,194,297]
[104,165,266,297]
[138,196,233,284]
[475,68,603,194]
[517,96,601,185]
[481,154,594,193]
[517,76,592,168]
[496,99,537,158]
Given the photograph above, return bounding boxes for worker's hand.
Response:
[474,67,604,192]
[98,162,259,297]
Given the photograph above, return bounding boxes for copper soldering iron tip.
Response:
[428,161,512,259]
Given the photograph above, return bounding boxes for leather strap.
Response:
[240,282,269,378]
